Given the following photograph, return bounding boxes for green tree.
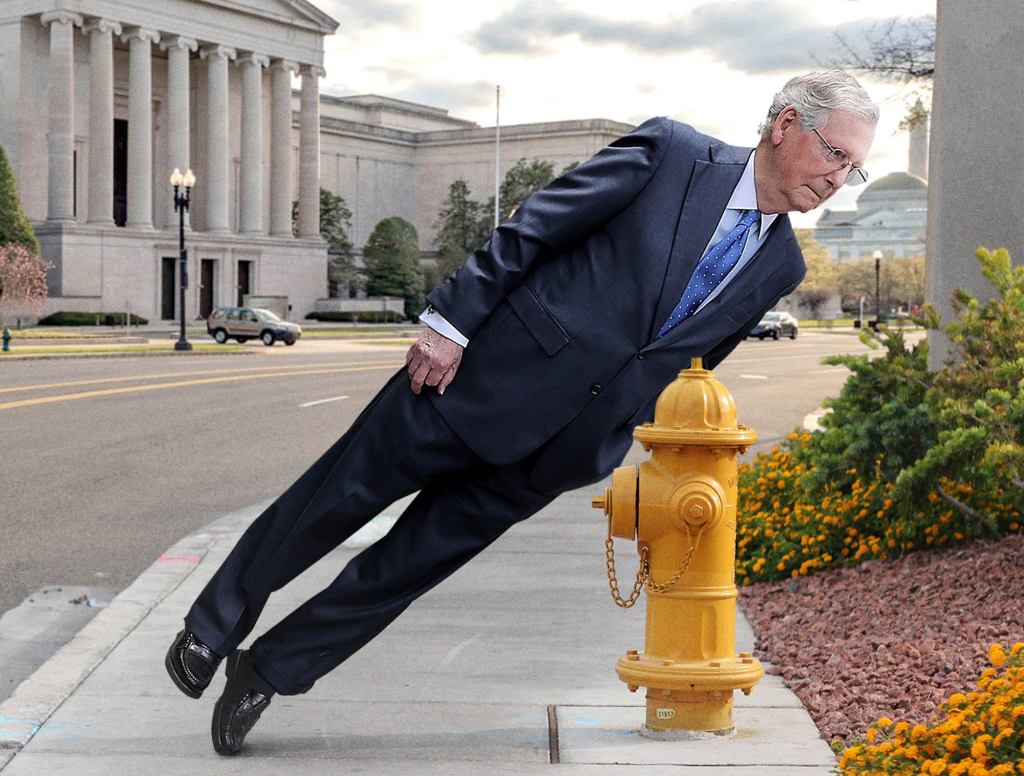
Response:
[292,188,361,298]
[837,256,926,315]
[433,179,486,277]
[794,229,837,318]
[0,145,40,255]
[363,216,423,319]
[487,158,557,224]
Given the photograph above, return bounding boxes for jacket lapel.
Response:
[647,153,749,342]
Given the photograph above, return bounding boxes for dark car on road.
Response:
[206,306,302,346]
[746,311,799,340]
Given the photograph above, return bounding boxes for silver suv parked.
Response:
[206,306,302,346]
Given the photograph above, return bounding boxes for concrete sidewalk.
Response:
[0,486,838,775]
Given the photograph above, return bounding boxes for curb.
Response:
[0,504,261,770]
[0,497,409,771]
[802,407,832,433]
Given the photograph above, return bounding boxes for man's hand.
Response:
[406,327,464,395]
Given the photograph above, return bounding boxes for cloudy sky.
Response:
[316,0,935,227]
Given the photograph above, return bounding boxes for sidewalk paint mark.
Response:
[0,363,402,412]
[300,395,350,408]
[439,634,481,668]
[157,554,201,563]
[738,374,768,380]
[0,716,40,741]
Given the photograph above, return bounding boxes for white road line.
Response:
[300,395,350,408]
[808,368,849,374]
[739,374,768,380]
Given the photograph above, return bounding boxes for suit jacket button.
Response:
[591,384,602,396]
[636,352,646,360]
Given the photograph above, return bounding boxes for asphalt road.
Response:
[0,329,919,632]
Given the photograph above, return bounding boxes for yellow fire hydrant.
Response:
[592,357,763,736]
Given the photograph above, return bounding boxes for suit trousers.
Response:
[184,369,555,695]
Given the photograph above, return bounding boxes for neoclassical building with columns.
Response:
[0,0,632,322]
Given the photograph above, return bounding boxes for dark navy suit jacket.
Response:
[425,117,806,494]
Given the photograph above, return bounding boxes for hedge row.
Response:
[37,312,149,326]
[305,310,407,323]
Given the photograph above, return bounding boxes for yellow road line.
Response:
[0,360,403,395]
[0,364,404,412]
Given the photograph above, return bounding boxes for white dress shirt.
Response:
[420,148,776,345]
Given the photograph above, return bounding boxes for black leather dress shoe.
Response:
[212,649,274,756]
[165,629,222,699]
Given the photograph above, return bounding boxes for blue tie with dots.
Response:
[656,208,760,340]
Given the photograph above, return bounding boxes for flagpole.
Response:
[494,84,500,228]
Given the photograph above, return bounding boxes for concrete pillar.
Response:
[84,19,121,225]
[926,0,1024,368]
[122,27,160,229]
[160,35,198,228]
[200,44,236,233]
[41,11,83,223]
[269,59,298,236]
[298,65,324,239]
[238,53,268,234]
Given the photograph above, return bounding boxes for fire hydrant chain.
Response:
[605,526,705,607]
[645,526,704,594]
[605,533,648,608]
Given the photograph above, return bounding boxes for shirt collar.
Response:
[726,148,777,240]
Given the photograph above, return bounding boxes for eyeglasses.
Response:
[812,128,869,186]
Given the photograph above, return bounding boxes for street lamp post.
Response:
[170,168,196,351]
[873,249,882,330]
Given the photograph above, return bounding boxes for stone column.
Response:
[298,64,325,239]
[160,35,198,228]
[926,0,1024,368]
[84,18,121,225]
[41,11,83,223]
[200,44,236,233]
[238,53,269,234]
[122,27,160,228]
[269,59,298,236]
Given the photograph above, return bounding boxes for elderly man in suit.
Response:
[166,69,877,755]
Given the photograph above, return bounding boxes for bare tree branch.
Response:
[936,485,999,537]
[828,17,935,82]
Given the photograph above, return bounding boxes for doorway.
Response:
[237,260,252,307]
[161,257,176,320]
[113,119,127,226]
[200,259,216,319]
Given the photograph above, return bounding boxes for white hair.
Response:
[759,70,880,139]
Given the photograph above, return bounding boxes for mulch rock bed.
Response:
[738,533,1024,746]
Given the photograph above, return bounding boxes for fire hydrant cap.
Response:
[633,357,757,446]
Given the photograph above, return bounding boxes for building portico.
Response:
[0,0,336,321]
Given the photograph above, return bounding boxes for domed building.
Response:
[814,171,928,261]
